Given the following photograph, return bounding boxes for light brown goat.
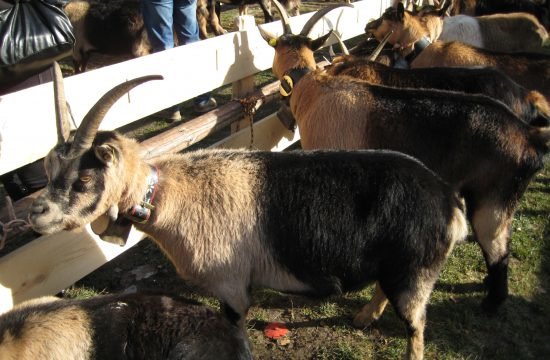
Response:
[366,2,550,101]
[415,2,549,53]
[260,0,550,322]
[27,62,470,360]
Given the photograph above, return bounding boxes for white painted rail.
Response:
[0,0,391,313]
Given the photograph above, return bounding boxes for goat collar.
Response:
[280,67,312,98]
[125,165,159,224]
[403,36,432,64]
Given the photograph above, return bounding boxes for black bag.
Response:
[0,0,74,88]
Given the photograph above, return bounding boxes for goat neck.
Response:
[367,3,431,59]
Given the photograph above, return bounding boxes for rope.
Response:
[0,196,32,250]
[237,94,265,149]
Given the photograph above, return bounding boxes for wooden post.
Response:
[231,15,257,134]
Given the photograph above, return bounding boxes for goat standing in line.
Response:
[365,3,550,101]
[0,292,252,359]
[327,35,550,127]
[259,0,550,315]
[27,62,468,360]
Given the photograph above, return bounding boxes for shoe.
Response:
[152,109,181,123]
[193,97,217,114]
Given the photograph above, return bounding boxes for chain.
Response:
[237,94,265,149]
[0,196,32,250]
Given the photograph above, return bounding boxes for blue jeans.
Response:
[142,0,200,50]
[142,0,210,105]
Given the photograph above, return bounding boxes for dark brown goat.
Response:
[327,44,550,126]
[260,0,550,316]
[64,0,151,73]
[449,0,550,29]
[366,3,550,101]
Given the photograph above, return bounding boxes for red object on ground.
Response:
[263,322,289,339]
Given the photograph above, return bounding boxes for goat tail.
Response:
[446,195,469,256]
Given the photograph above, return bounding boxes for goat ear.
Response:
[94,144,118,165]
[396,2,405,19]
[311,30,333,51]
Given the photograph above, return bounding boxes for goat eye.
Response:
[80,175,92,183]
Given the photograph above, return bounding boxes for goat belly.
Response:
[255,150,456,297]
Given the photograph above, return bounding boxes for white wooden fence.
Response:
[0,0,391,313]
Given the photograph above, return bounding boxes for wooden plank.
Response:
[0,0,390,175]
[213,112,300,150]
[0,225,144,313]
[232,15,259,133]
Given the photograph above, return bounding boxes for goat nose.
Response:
[30,200,49,216]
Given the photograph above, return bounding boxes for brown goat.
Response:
[260,0,550,318]
[327,35,550,127]
[366,3,550,101]
[64,0,151,73]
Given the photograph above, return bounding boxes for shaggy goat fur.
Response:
[0,292,252,360]
[28,63,468,360]
[327,57,550,126]
[260,0,550,320]
[64,0,151,73]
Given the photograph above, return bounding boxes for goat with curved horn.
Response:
[67,75,163,158]
[53,62,72,145]
[299,3,353,37]
[367,30,393,61]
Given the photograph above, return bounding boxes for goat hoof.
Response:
[352,312,376,329]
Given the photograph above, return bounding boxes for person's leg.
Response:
[173,0,200,45]
[142,0,182,121]
[142,0,175,51]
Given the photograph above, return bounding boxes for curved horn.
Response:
[367,30,393,61]
[271,0,292,34]
[299,3,353,37]
[331,32,350,55]
[68,75,163,157]
[53,62,71,144]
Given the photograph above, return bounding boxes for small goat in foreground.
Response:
[259,0,550,318]
[27,62,467,360]
[0,292,252,359]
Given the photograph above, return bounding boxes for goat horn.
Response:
[68,75,163,157]
[271,0,292,34]
[367,30,393,61]
[299,3,353,37]
[331,32,350,55]
[53,62,71,144]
